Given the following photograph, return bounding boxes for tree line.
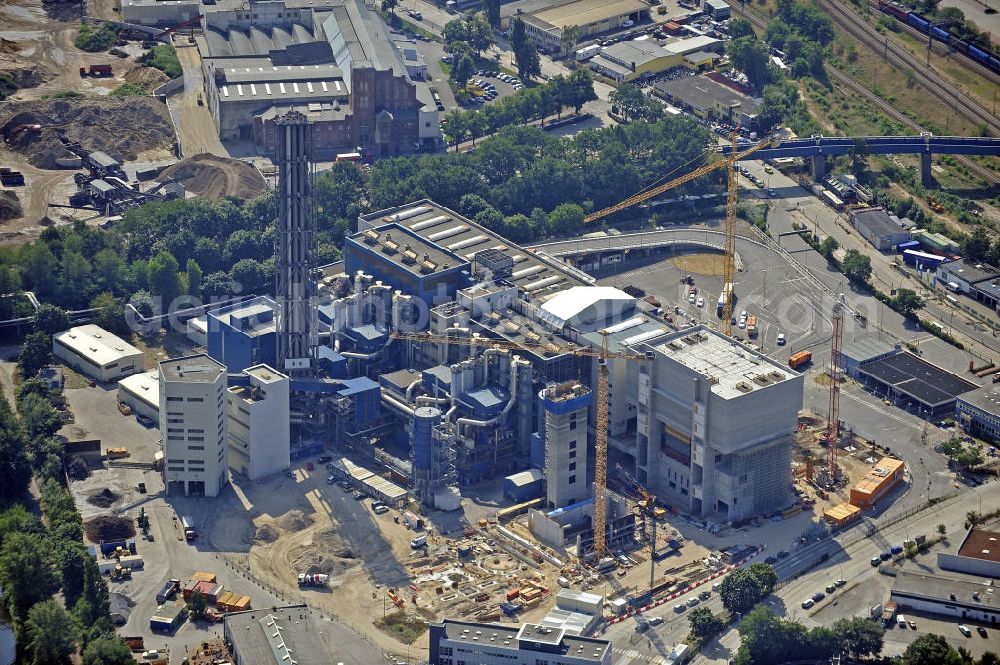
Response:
[441,69,598,147]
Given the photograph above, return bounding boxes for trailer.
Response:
[149,604,187,633]
[575,44,601,61]
[181,515,196,540]
[79,64,113,77]
[789,351,812,370]
[156,579,180,604]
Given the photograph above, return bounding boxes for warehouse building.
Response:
[939,527,1000,578]
[227,364,291,480]
[849,207,910,251]
[626,326,802,521]
[428,620,613,665]
[503,0,649,55]
[891,569,999,625]
[52,324,145,382]
[855,351,977,418]
[652,73,759,126]
[194,0,440,157]
[225,606,383,664]
[840,337,900,379]
[160,354,229,498]
[956,384,1000,442]
[589,40,675,82]
[938,260,1000,312]
[121,0,199,27]
[117,369,161,424]
[702,0,731,19]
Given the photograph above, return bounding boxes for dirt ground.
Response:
[159,154,266,200]
[667,251,725,277]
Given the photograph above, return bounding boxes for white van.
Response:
[897,615,908,628]
[558,577,570,588]
[410,535,427,549]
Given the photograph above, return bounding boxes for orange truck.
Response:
[746,314,758,338]
[788,351,812,370]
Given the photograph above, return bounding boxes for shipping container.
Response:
[149,604,187,633]
[789,351,812,370]
[902,249,947,268]
[191,571,217,583]
[119,554,144,569]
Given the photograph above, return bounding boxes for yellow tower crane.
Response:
[584,132,775,335]
[389,329,649,558]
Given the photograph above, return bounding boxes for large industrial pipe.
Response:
[382,392,415,416]
[455,356,524,430]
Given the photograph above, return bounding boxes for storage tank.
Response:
[412,406,440,472]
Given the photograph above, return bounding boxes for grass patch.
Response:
[61,366,92,390]
[42,91,85,99]
[0,73,17,101]
[75,21,118,52]
[139,44,182,79]
[373,611,426,645]
[380,11,438,41]
[110,83,146,97]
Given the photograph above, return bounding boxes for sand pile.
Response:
[0,191,21,221]
[276,510,314,532]
[123,65,168,88]
[159,154,266,200]
[254,524,278,544]
[86,488,120,508]
[291,528,358,577]
[0,97,175,169]
[84,515,136,542]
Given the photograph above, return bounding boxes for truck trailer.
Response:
[180,515,196,540]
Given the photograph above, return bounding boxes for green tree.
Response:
[465,13,494,57]
[188,589,207,618]
[25,599,80,665]
[564,68,597,114]
[719,563,777,615]
[688,606,726,641]
[729,17,756,39]
[962,226,992,261]
[832,616,884,659]
[32,304,70,335]
[18,331,53,379]
[75,555,111,629]
[560,24,581,56]
[185,258,203,299]
[819,236,839,259]
[451,48,476,89]
[19,243,59,298]
[849,137,871,178]
[82,636,134,665]
[484,0,501,27]
[727,36,775,93]
[954,446,983,471]
[380,0,397,13]
[903,633,964,665]
[58,250,93,309]
[610,84,648,123]
[841,249,872,284]
[937,523,946,536]
[0,531,60,626]
[0,397,31,502]
[55,543,89,608]
[92,248,127,295]
[892,288,924,318]
[18,393,62,440]
[549,203,585,236]
[230,258,267,294]
[90,292,129,338]
[511,18,540,80]
[146,249,181,306]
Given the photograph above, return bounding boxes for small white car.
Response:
[801,598,814,609]
[959,624,972,637]
[696,296,704,308]
[688,293,696,304]
[777,333,787,345]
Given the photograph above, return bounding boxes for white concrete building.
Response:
[159,354,229,497]
[227,364,290,480]
[52,324,144,382]
[429,620,612,665]
[117,369,160,424]
[627,326,802,521]
[540,383,592,510]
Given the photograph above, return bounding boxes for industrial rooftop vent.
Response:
[667,341,683,351]
[735,381,753,393]
[752,374,771,386]
[382,233,399,254]
[473,247,514,280]
[363,229,379,245]
[401,247,418,264]
[768,371,784,382]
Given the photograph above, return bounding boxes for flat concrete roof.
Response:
[892,568,998,609]
[159,354,226,383]
[117,369,160,408]
[642,326,795,399]
[941,259,999,285]
[851,207,907,238]
[842,337,897,365]
[958,384,1000,416]
[653,74,758,115]
[349,223,464,278]
[958,528,1000,563]
[858,352,977,407]
[532,0,646,29]
[53,325,143,368]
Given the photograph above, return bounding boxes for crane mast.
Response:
[827,297,845,481]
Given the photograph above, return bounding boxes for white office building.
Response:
[52,324,144,382]
[429,621,612,665]
[227,364,290,480]
[160,354,229,498]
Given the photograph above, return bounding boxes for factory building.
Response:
[206,297,278,375]
[849,207,911,252]
[956,384,1000,442]
[52,324,145,382]
[891,569,1000,624]
[194,0,441,157]
[840,337,899,379]
[117,369,161,424]
[227,364,291,480]
[159,355,229,498]
[501,0,649,55]
[541,383,592,510]
[854,351,977,418]
[939,527,1000,578]
[652,73,759,126]
[627,326,802,521]
[938,260,1000,312]
[428,620,612,665]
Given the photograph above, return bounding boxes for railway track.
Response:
[816,0,1000,135]
[738,6,1000,185]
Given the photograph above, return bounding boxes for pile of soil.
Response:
[158,154,266,200]
[86,488,120,508]
[109,592,135,626]
[290,527,357,577]
[253,524,278,544]
[276,509,314,532]
[123,65,168,88]
[0,97,175,169]
[84,515,136,542]
[0,191,21,221]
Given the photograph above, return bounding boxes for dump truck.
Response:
[788,351,812,370]
[79,64,112,77]
[746,314,758,338]
[156,579,180,604]
[882,600,897,625]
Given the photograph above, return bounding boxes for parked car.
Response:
[696,296,704,308]
[764,556,778,565]
[326,475,337,484]
[977,626,988,637]
[776,333,787,345]
[959,624,972,637]
[698,590,711,600]
[777,550,790,559]
[648,616,664,626]
[801,598,814,609]
[673,603,686,613]
[686,597,700,607]
[811,591,825,602]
